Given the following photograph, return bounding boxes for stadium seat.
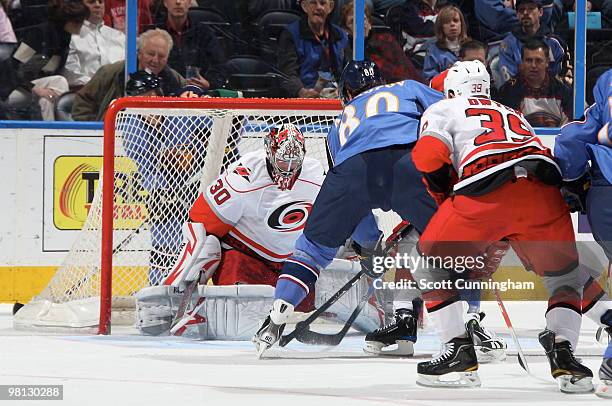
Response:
[385,4,404,43]
[586,64,612,105]
[188,7,236,58]
[254,9,301,61]
[370,14,392,35]
[222,55,283,98]
[54,91,76,121]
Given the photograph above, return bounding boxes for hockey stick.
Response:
[493,286,531,374]
[169,265,218,335]
[293,283,376,346]
[279,222,414,347]
[169,297,207,335]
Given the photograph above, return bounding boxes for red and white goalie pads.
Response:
[162,222,221,288]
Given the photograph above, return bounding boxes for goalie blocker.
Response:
[136,258,384,338]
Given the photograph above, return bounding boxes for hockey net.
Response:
[14,97,400,334]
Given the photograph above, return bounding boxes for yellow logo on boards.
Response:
[53,156,148,230]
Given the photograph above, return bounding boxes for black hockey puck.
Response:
[12,302,24,315]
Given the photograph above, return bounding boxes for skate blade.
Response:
[416,371,481,388]
[475,347,507,364]
[556,375,594,394]
[596,380,612,398]
[363,340,414,356]
[255,342,270,359]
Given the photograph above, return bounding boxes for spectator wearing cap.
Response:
[278,0,348,98]
[422,5,470,81]
[63,0,125,89]
[72,28,186,121]
[497,0,569,86]
[497,39,572,127]
[464,0,556,43]
[5,0,89,120]
[340,1,423,83]
[145,0,226,90]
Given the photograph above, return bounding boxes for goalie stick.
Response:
[279,222,414,347]
[169,261,218,335]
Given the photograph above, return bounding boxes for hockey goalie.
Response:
[135,123,385,339]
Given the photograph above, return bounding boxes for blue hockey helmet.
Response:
[339,59,385,104]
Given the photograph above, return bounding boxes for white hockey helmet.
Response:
[444,60,490,99]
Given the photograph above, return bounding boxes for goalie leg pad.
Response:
[162,223,221,288]
[135,285,182,335]
[180,285,276,340]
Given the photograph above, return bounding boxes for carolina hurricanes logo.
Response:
[267,201,312,232]
[233,166,251,181]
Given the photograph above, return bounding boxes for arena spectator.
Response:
[429,39,488,91]
[72,28,186,121]
[277,0,348,98]
[497,0,568,85]
[498,39,572,127]
[0,3,16,42]
[340,1,424,83]
[146,0,226,90]
[468,0,519,41]
[6,0,88,120]
[104,0,153,33]
[393,0,440,62]
[422,5,470,80]
[63,0,125,88]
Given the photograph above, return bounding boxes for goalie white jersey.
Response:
[419,97,559,192]
[193,150,324,262]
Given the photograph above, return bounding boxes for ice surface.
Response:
[0,303,607,406]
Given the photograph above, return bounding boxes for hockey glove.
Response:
[468,240,510,280]
[560,173,591,214]
[353,235,387,278]
[422,163,458,206]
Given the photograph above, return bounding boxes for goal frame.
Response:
[99,96,343,334]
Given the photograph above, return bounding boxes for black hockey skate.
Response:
[253,299,294,358]
[538,329,594,393]
[363,308,417,356]
[466,312,507,363]
[253,315,285,358]
[416,334,481,388]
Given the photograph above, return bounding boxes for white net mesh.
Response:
[14,99,399,332]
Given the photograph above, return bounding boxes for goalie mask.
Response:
[265,124,306,191]
[444,60,490,99]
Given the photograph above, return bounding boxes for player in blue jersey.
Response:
[253,59,443,356]
[121,72,238,285]
[554,69,612,398]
